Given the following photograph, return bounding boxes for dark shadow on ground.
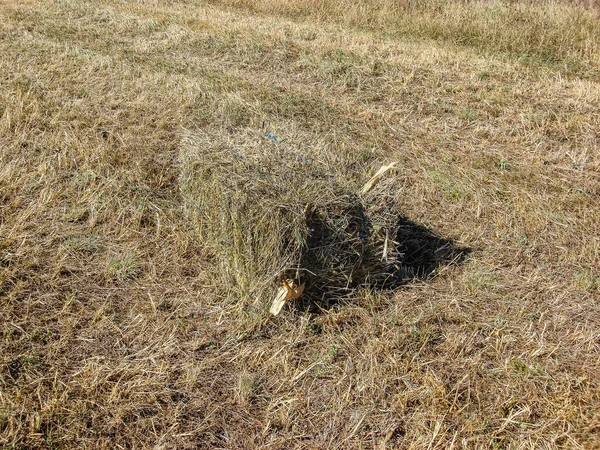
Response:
[393,215,470,281]
[297,214,470,312]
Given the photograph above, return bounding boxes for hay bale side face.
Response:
[179,129,405,305]
[179,131,311,302]
[360,176,405,286]
[300,197,363,295]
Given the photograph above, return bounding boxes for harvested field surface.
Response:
[1,0,599,448]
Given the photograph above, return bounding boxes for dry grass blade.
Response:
[361,161,398,194]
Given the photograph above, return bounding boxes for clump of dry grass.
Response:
[179,128,403,305]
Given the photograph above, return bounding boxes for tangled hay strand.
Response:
[179,128,404,305]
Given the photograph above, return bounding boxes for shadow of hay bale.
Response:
[297,215,470,311]
[394,216,469,281]
[178,128,468,310]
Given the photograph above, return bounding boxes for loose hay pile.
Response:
[179,128,403,310]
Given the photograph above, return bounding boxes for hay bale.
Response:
[179,128,402,305]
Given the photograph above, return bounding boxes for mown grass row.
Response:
[211,0,600,78]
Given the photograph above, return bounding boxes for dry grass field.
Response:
[1,0,600,448]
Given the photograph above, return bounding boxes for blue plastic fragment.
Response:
[265,132,279,143]
[298,154,310,164]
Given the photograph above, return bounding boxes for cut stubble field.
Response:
[0,0,599,448]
